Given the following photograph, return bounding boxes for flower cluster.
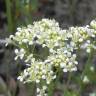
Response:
[9,19,96,96]
[68,23,96,52]
[18,60,56,84]
[10,19,67,48]
[48,47,78,72]
[36,86,47,96]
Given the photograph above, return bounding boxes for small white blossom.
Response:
[90,20,96,29]
[60,63,65,68]
[37,88,40,93]
[22,39,28,43]
[89,92,96,96]
[36,79,40,83]
[52,75,56,79]
[46,81,50,84]
[43,86,47,90]
[14,49,19,54]
[86,48,91,53]
[83,76,90,83]
[90,66,95,72]
[79,38,83,42]
[42,75,46,79]
[17,76,23,82]
[63,68,68,72]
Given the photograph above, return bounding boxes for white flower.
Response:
[74,61,78,65]
[46,81,50,84]
[14,49,19,54]
[15,32,21,36]
[90,66,94,72]
[29,41,33,45]
[79,38,83,42]
[37,88,40,93]
[63,68,68,72]
[9,35,14,39]
[71,67,77,71]
[36,79,40,83]
[24,70,29,76]
[89,92,96,96]
[90,20,96,29]
[22,39,28,43]
[83,76,90,83]
[43,86,47,90]
[15,48,25,60]
[86,48,91,53]
[42,44,47,47]
[17,76,23,82]
[17,27,22,31]
[42,75,46,79]
[52,75,56,79]
[60,63,65,68]
[42,69,47,74]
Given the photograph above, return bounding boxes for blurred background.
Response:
[0,0,96,96]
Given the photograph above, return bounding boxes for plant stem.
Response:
[6,0,13,33]
[79,48,94,93]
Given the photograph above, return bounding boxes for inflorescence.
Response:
[9,19,96,96]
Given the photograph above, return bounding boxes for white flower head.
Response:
[8,18,96,96]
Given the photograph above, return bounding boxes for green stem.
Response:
[82,50,94,76]
[66,72,72,88]
[6,0,13,33]
[79,48,94,93]
[48,81,55,96]
[63,72,73,96]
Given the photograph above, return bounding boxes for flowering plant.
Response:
[8,19,96,96]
